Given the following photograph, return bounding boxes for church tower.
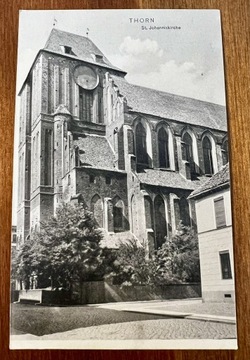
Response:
[17,28,126,242]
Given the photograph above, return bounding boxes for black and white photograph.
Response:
[10,9,237,349]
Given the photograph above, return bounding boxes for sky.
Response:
[12,9,227,223]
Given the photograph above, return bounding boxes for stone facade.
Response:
[17,28,228,251]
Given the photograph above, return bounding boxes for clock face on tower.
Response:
[73,65,99,90]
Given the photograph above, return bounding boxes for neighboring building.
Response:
[189,164,235,302]
[16,28,229,252]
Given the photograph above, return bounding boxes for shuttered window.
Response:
[214,197,226,228]
[219,251,232,279]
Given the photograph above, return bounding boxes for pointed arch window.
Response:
[113,197,124,232]
[144,196,153,229]
[135,123,148,165]
[182,132,194,164]
[91,194,103,228]
[203,136,214,175]
[154,195,167,249]
[222,139,229,165]
[158,127,170,168]
[182,132,196,176]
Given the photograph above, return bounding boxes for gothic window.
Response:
[158,127,170,168]
[222,139,229,165]
[135,122,148,165]
[113,196,124,232]
[174,198,181,229]
[182,132,193,163]
[79,87,93,122]
[144,196,153,229]
[179,197,190,227]
[203,136,214,175]
[91,194,103,228]
[182,132,196,177]
[44,129,52,186]
[154,195,167,249]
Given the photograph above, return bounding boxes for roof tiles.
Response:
[74,134,117,171]
[111,75,227,131]
[189,163,230,198]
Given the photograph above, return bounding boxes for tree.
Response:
[108,239,156,286]
[107,225,200,287]
[15,203,104,293]
[154,224,201,283]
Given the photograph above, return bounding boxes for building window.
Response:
[79,87,93,122]
[61,45,74,55]
[174,197,190,228]
[44,129,52,185]
[89,175,95,183]
[214,196,226,228]
[113,197,124,232]
[154,195,167,249]
[220,251,232,279]
[222,139,229,165]
[135,123,148,166]
[203,136,214,175]
[158,127,170,168]
[144,196,153,229]
[105,176,112,185]
[182,132,196,176]
[91,194,103,228]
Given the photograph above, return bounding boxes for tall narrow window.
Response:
[158,127,170,168]
[182,132,193,163]
[214,196,226,228]
[222,140,229,165]
[174,198,181,229]
[182,132,196,177]
[180,197,190,227]
[135,123,148,165]
[113,197,124,232]
[220,251,232,279]
[91,194,103,228]
[203,136,214,175]
[44,129,52,185]
[144,196,153,229]
[79,87,93,122]
[154,195,167,249]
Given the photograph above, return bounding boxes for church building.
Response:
[17,28,229,252]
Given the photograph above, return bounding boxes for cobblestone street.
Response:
[40,318,236,340]
[11,300,237,341]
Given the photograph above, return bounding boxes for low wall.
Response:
[18,289,71,305]
[18,289,43,303]
[104,282,201,303]
[16,282,201,305]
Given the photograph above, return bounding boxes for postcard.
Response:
[10,9,237,349]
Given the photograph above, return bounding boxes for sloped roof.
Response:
[111,75,227,131]
[44,28,124,72]
[189,163,230,199]
[137,169,208,191]
[74,134,117,171]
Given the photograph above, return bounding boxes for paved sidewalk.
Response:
[10,299,237,344]
[91,298,236,324]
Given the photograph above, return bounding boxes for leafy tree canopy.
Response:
[14,203,104,290]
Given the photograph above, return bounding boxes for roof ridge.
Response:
[111,75,226,108]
